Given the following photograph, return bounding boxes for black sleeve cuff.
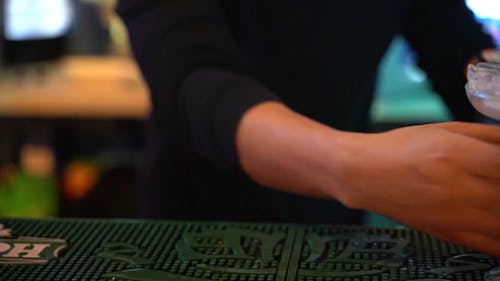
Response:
[181,68,280,170]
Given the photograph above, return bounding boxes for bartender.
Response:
[117,0,500,256]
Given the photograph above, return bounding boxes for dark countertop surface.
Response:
[0,218,498,281]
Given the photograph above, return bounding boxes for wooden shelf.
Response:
[0,56,151,119]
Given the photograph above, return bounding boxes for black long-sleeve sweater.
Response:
[117,0,494,223]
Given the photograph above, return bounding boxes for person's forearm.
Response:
[236,102,500,256]
[236,101,355,205]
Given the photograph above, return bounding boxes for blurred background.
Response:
[0,0,498,221]
[0,0,147,219]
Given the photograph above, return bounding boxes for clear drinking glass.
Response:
[465,62,500,120]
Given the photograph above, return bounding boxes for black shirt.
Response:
[117,0,494,223]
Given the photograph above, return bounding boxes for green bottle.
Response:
[0,145,58,218]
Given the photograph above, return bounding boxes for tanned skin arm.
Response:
[237,101,500,257]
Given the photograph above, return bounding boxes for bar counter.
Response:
[0,218,498,281]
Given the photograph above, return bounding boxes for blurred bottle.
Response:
[69,0,129,56]
[63,160,99,202]
[0,144,59,218]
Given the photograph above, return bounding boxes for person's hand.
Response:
[482,49,500,64]
[237,102,499,256]
[337,122,500,256]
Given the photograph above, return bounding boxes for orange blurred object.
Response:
[63,162,99,201]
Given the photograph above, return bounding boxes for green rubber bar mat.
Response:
[0,218,498,281]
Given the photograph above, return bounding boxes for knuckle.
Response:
[416,151,452,178]
[427,146,456,165]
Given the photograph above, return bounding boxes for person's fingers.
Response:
[415,122,500,178]
[385,204,500,238]
[417,208,500,234]
[460,209,500,235]
[431,122,500,145]
[451,140,500,179]
[442,231,500,257]
[456,176,500,206]
[408,212,500,256]
[482,49,500,64]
